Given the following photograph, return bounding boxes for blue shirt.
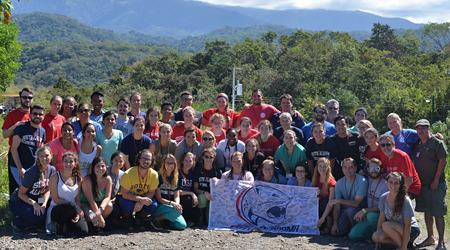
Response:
[335,174,368,200]
[387,129,418,160]
[302,121,337,140]
[10,164,56,202]
[287,177,312,187]
[256,173,288,185]
[89,110,106,124]
[120,134,152,167]
[73,120,103,140]
[12,121,46,169]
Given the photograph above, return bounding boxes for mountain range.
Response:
[12,0,423,38]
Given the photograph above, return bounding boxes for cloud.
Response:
[194,0,450,23]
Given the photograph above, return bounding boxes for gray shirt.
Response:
[367,178,389,208]
[379,192,418,228]
[174,140,204,161]
[107,167,124,198]
[114,118,134,137]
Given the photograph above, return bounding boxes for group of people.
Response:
[2,88,447,250]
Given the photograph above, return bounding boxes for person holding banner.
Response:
[222,152,254,181]
[193,148,222,224]
[257,158,287,185]
[179,152,201,226]
[243,138,265,177]
[287,163,311,187]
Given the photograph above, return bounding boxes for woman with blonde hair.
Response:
[313,157,336,235]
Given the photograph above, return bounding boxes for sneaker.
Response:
[11,221,23,235]
[150,217,163,231]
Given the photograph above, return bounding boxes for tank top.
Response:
[78,138,98,178]
[50,172,78,207]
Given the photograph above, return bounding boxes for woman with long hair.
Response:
[193,148,222,224]
[204,113,226,147]
[243,138,265,177]
[252,120,280,158]
[201,93,240,129]
[178,152,201,226]
[59,96,77,122]
[78,123,102,178]
[144,106,160,141]
[152,154,187,230]
[80,157,113,232]
[96,111,123,166]
[217,128,245,169]
[47,152,88,237]
[373,172,420,250]
[222,152,254,181]
[150,123,177,171]
[49,121,79,171]
[120,116,152,170]
[9,146,57,233]
[313,157,336,235]
[237,117,258,143]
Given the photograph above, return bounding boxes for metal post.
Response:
[232,67,236,111]
[431,95,435,124]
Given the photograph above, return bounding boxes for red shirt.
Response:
[385,149,421,195]
[239,104,280,130]
[364,145,388,169]
[237,129,258,143]
[42,113,66,144]
[202,108,240,129]
[205,128,226,148]
[251,134,280,158]
[316,177,336,201]
[171,125,203,144]
[2,108,30,149]
[144,124,159,141]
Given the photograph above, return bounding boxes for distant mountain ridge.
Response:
[12,0,422,37]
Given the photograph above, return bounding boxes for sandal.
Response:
[435,243,446,250]
[416,239,436,248]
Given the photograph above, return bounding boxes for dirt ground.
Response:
[0,224,446,250]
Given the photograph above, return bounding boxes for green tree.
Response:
[365,23,404,58]
[421,22,450,50]
[261,30,277,45]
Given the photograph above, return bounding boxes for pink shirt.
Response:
[49,138,79,171]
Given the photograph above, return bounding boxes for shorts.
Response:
[415,181,447,217]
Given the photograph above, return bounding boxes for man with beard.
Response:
[330,115,363,180]
[114,98,134,137]
[239,89,280,131]
[302,103,337,140]
[89,91,106,123]
[2,88,34,195]
[10,104,46,187]
[174,91,203,128]
[119,149,160,230]
[379,134,421,199]
[348,158,389,241]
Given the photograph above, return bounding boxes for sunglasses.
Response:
[203,137,214,141]
[369,166,380,172]
[203,155,215,159]
[380,143,392,148]
[21,96,33,100]
[78,109,90,113]
[315,110,326,115]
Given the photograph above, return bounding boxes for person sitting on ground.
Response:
[80,157,113,233]
[287,163,311,187]
[256,158,287,185]
[120,116,152,170]
[222,152,254,181]
[152,154,187,230]
[49,121,79,171]
[237,117,259,143]
[150,123,177,171]
[243,138,265,177]
[78,123,102,178]
[313,157,336,235]
[201,93,240,129]
[108,151,125,221]
[118,150,159,230]
[46,152,88,237]
[192,148,222,225]
[178,152,201,226]
[372,172,420,250]
[348,158,389,241]
[9,146,56,234]
[217,128,245,170]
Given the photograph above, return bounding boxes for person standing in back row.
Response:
[239,90,280,131]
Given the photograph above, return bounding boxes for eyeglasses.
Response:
[32,112,44,117]
[21,96,33,100]
[380,143,392,148]
[296,170,306,174]
[369,166,380,172]
[315,110,326,115]
[328,107,338,110]
[203,137,214,141]
[203,155,215,159]
[182,98,192,102]
[140,158,152,162]
[78,109,90,113]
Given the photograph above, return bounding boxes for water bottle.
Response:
[89,210,99,226]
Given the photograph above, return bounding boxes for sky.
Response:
[194,0,450,24]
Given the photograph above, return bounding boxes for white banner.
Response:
[208,179,320,235]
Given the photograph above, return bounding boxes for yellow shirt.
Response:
[119,166,159,196]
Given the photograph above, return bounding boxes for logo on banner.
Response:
[236,185,292,226]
